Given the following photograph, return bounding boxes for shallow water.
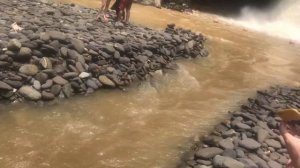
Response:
[1,1,300,168]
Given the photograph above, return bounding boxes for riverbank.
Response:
[178,86,297,168]
[0,0,208,104]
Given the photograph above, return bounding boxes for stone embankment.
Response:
[0,0,208,103]
[178,87,300,168]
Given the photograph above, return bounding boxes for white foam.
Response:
[221,0,300,41]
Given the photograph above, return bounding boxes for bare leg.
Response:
[96,0,107,20]
[125,8,130,22]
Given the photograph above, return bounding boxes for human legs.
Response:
[125,0,133,22]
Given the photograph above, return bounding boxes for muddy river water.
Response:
[0,1,300,168]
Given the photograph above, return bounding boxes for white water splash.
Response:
[222,0,300,41]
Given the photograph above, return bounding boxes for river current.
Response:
[0,0,300,167]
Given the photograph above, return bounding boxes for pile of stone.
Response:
[0,0,208,103]
[178,87,300,168]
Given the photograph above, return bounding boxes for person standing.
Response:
[118,0,133,22]
[96,0,112,21]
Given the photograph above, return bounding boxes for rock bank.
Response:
[178,86,300,168]
[0,0,208,104]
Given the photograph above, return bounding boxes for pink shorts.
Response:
[119,0,133,11]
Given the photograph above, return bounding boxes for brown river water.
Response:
[1,1,300,168]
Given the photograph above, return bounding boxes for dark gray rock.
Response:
[7,39,21,51]
[203,135,223,146]
[213,155,244,168]
[195,147,223,159]
[41,91,55,100]
[63,72,78,79]
[222,149,236,158]
[265,139,281,149]
[267,160,282,168]
[0,81,13,90]
[51,84,61,96]
[18,47,32,59]
[48,31,66,41]
[3,80,22,89]
[41,79,53,89]
[239,138,261,150]
[62,83,73,98]
[257,128,269,143]
[71,38,85,53]
[236,122,251,130]
[237,158,258,168]
[86,79,99,90]
[222,129,237,138]
[219,138,234,150]
[248,154,269,168]
[119,57,130,64]
[35,72,49,84]
[53,76,68,85]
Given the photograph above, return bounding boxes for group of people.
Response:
[96,0,133,22]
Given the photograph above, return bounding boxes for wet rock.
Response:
[40,32,50,42]
[195,147,223,159]
[119,57,130,64]
[63,72,78,79]
[236,122,251,130]
[19,64,39,76]
[79,72,90,79]
[257,128,269,143]
[18,47,32,59]
[222,149,236,158]
[99,75,116,87]
[3,80,22,89]
[33,80,41,90]
[0,81,13,90]
[42,91,55,100]
[213,155,244,168]
[35,72,49,84]
[71,38,85,53]
[51,84,61,96]
[60,47,68,57]
[19,86,41,100]
[265,139,281,149]
[62,83,73,98]
[219,138,234,150]
[239,138,261,150]
[267,160,282,168]
[48,31,66,41]
[248,154,269,168]
[53,76,68,85]
[203,135,223,146]
[237,158,258,168]
[7,39,21,51]
[40,57,52,69]
[86,79,99,90]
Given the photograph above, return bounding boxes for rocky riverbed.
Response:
[178,86,300,168]
[0,0,208,104]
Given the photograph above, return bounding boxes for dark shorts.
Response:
[119,0,133,11]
